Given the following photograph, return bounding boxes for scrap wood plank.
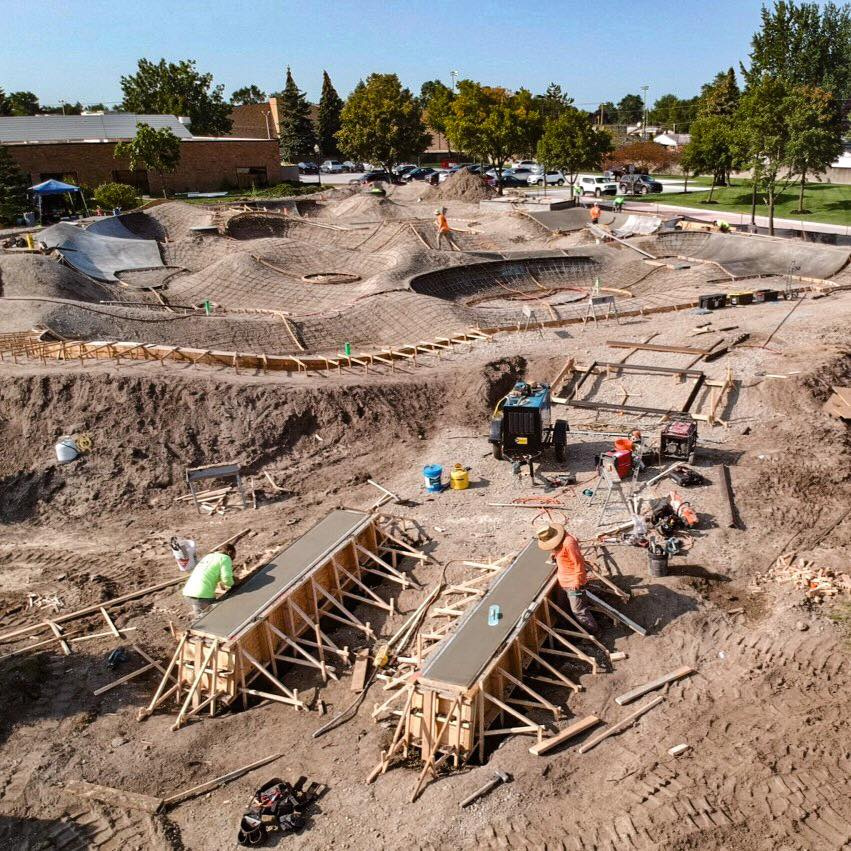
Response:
[614,666,695,706]
[162,752,285,808]
[585,590,647,636]
[578,696,665,754]
[607,340,712,356]
[93,661,157,696]
[65,780,164,814]
[529,715,602,756]
[350,648,370,693]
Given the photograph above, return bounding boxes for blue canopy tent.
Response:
[30,179,88,221]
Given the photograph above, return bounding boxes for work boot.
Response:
[577,612,601,637]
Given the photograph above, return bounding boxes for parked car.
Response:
[618,174,663,195]
[510,167,536,183]
[499,174,530,188]
[527,171,566,186]
[320,160,345,173]
[352,171,396,185]
[576,175,618,197]
[428,169,450,185]
[512,159,537,169]
[393,163,417,174]
[342,161,363,172]
[402,167,436,182]
[297,161,318,174]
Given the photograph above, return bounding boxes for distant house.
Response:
[0,113,285,194]
[626,124,662,139]
[825,145,851,185]
[653,132,691,150]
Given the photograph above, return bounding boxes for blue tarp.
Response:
[30,179,81,196]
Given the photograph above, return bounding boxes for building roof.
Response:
[654,132,691,147]
[0,113,193,144]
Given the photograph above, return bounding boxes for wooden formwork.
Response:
[369,542,603,801]
[141,510,425,729]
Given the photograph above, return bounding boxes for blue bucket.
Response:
[423,464,444,493]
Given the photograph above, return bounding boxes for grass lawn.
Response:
[179,182,323,205]
[631,180,851,226]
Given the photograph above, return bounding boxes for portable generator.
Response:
[660,416,698,462]
[489,382,568,462]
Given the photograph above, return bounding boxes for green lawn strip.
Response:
[630,182,851,226]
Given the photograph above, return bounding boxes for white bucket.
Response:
[170,537,197,572]
[55,436,79,464]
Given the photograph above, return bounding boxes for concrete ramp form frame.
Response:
[143,510,426,729]
[370,541,602,801]
[38,221,163,282]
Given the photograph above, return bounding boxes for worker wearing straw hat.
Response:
[536,524,599,635]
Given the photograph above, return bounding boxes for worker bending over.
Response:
[590,202,601,224]
[537,524,599,635]
[182,543,236,615]
[613,195,625,213]
[434,207,451,248]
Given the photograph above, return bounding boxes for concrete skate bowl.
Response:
[409,255,625,325]
[651,231,851,280]
[38,221,164,283]
[163,243,400,314]
[117,202,217,242]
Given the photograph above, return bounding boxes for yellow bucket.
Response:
[449,464,469,490]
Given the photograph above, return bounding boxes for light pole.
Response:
[450,69,458,91]
[315,144,321,187]
[640,85,649,139]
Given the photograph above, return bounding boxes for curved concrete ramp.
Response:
[655,231,850,280]
[38,221,163,282]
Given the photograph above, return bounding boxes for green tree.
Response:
[114,123,181,198]
[120,58,232,135]
[744,1,851,103]
[420,80,455,156]
[734,75,796,234]
[596,101,617,124]
[0,144,29,225]
[785,85,845,212]
[277,67,317,163]
[683,115,737,201]
[541,82,573,120]
[649,93,700,131]
[512,88,544,158]
[317,70,344,157]
[536,109,613,200]
[8,91,39,116]
[700,68,740,117]
[230,85,267,105]
[446,81,533,195]
[93,182,140,211]
[41,101,84,115]
[336,73,429,175]
[0,88,10,116]
[86,103,107,113]
[617,93,644,124]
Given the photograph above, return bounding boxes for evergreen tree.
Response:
[0,88,10,116]
[699,68,740,116]
[0,144,29,225]
[317,71,343,157]
[278,67,317,163]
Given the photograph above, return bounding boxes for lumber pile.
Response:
[752,554,851,601]
[823,386,851,421]
[175,485,252,515]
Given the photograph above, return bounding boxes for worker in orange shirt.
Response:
[434,207,451,248]
[590,202,601,225]
[537,523,599,635]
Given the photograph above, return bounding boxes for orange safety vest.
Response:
[555,534,588,591]
[436,213,450,233]
[590,207,601,222]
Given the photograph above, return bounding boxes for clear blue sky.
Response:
[1,0,778,108]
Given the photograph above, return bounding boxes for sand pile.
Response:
[429,170,496,202]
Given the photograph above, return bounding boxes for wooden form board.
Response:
[143,511,422,729]
[369,543,601,800]
[564,361,706,417]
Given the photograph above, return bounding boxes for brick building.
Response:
[0,113,286,194]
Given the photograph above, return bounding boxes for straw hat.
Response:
[536,523,566,551]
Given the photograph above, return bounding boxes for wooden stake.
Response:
[578,696,665,754]
[529,715,602,756]
[614,666,695,706]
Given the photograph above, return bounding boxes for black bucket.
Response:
[648,551,669,577]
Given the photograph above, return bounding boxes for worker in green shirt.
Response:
[182,543,236,615]
[613,195,625,212]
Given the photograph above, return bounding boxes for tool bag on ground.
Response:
[236,776,321,846]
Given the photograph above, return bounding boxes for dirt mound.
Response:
[429,170,496,202]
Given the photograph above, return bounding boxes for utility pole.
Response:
[640,86,649,139]
[450,70,458,91]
